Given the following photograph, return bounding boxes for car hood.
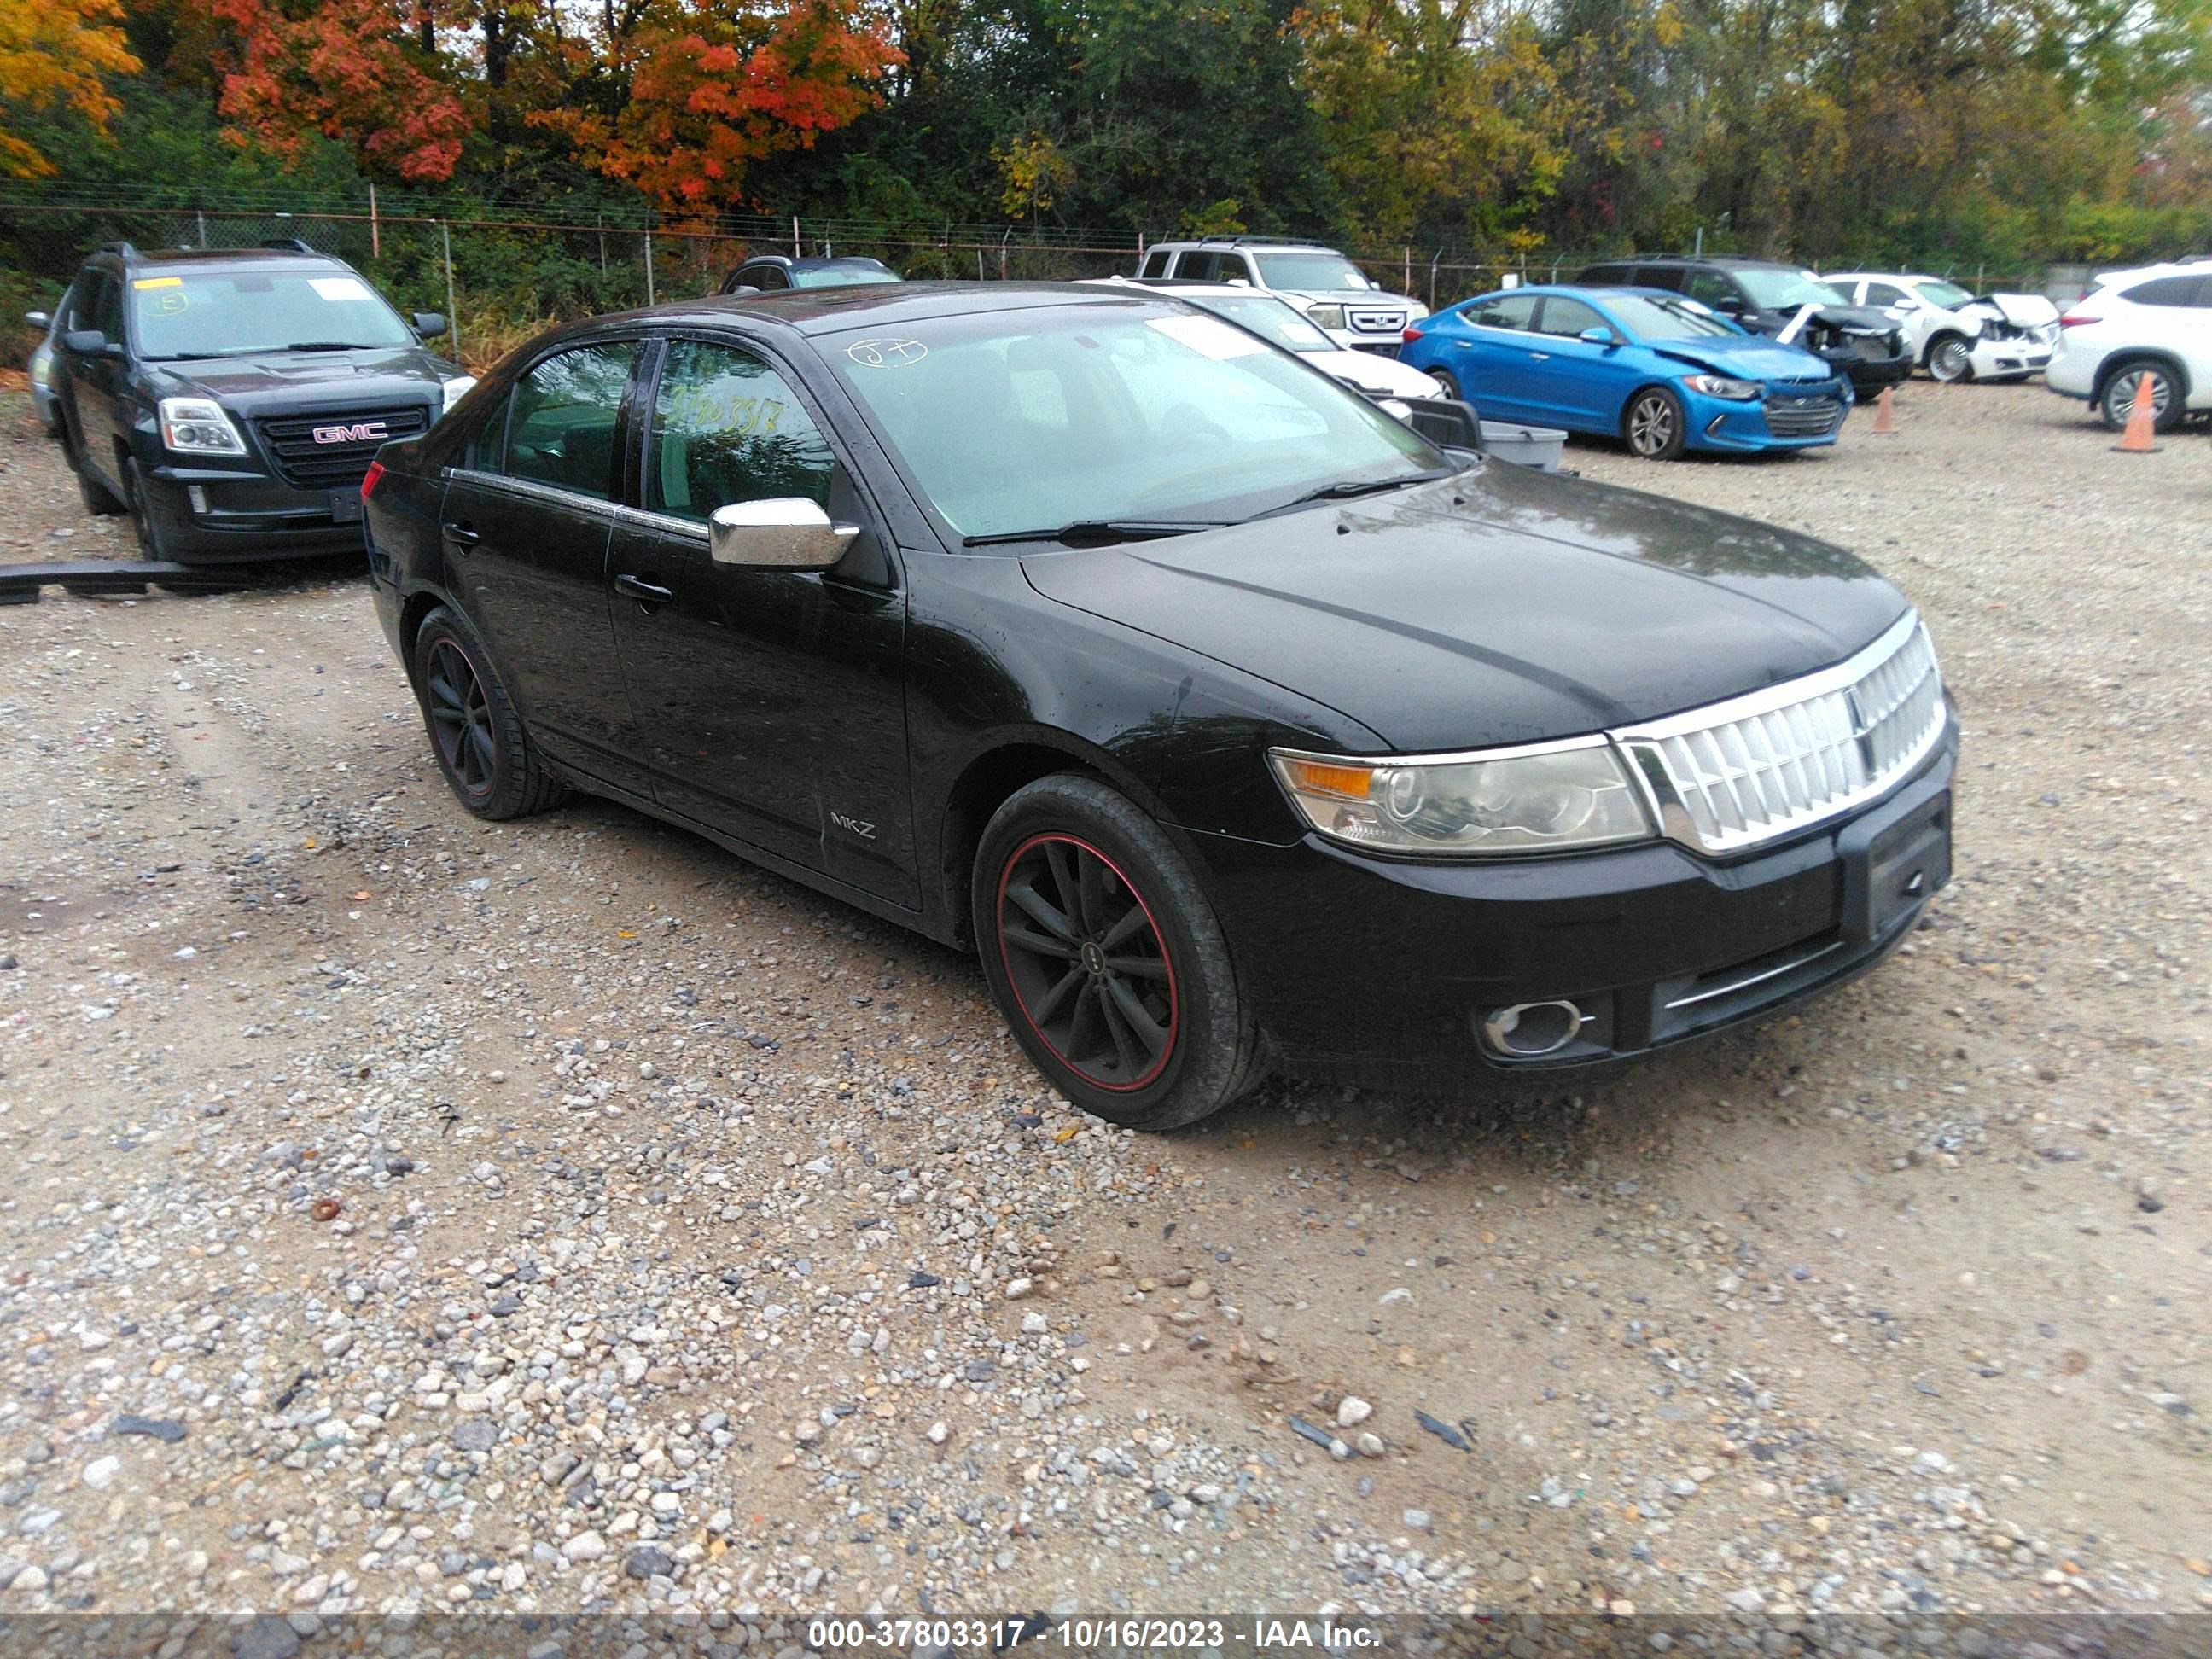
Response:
[1642,337,1836,381]
[1279,288,1423,315]
[151,346,451,413]
[1020,467,1906,753]
[1958,293,2060,330]
[1312,347,1439,398]
[1748,303,1895,337]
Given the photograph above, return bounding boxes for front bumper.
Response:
[1194,718,1956,1086]
[1686,383,1850,452]
[1837,347,1915,391]
[137,462,371,564]
[1969,337,2052,380]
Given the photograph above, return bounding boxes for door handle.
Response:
[1528,352,1551,361]
[616,573,674,605]
[442,521,480,546]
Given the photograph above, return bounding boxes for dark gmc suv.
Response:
[49,241,475,564]
[1578,254,1913,393]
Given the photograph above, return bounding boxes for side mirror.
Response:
[25,311,50,330]
[61,329,114,356]
[708,498,858,570]
[412,311,448,339]
[1578,325,1619,346]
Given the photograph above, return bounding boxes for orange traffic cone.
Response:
[1870,386,1896,435]
[2113,375,2162,453]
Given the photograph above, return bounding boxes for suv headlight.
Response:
[1682,375,1761,400]
[1269,738,1655,855]
[158,396,247,456]
[1305,303,1347,330]
[439,375,478,415]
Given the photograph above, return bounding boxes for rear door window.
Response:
[1684,271,1740,310]
[498,341,639,500]
[2123,275,2205,306]
[1173,251,1224,282]
[1632,265,1685,291]
[1140,249,1172,278]
[1467,293,1541,332]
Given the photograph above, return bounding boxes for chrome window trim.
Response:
[445,468,620,515]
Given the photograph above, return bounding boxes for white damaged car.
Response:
[1824,272,2060,382]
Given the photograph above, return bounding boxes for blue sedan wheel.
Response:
[1625,387,1686,460]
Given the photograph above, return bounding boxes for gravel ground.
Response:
[0,381,2207,1629]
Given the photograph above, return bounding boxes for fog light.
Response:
[1481,999,1587,1058]
[187,486,208,515]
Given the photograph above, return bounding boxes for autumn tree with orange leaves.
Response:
[187,0,469,179]
[533,0,898,212]
[0,0,141,175]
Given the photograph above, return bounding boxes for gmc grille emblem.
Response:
[311,421,388,445]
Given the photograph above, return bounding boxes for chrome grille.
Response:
[1617,614,1944,854]
[1763,394,1843,437]
[1347,307,1406,334]
[254,404,429,490]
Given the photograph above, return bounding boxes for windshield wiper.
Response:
[282,341,383,352]
[962,519,1226,549]
[1253,469,1452,519]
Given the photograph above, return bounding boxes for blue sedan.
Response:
[1401,285,1853,459]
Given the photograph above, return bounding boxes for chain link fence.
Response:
[1,187,2060,373]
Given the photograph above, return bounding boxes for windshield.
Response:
[793,264,899,288]
[1732,268,1850,311]
[1913,279,1976,309]
[828,305,1438,540]
[128,268,415,358]
[1252,252,1373,292]
[1179,293,1335,353]
[1602,294,1737,341]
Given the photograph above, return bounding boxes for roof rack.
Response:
[1196,235,1326,247]
[259,237,318,254]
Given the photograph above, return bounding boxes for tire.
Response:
[973,774,1260,1132]
[2098,359,2184,433]
[1924,333,1974,383]
[125,458,176,561]
[65,422,125,516]
[1623,386,1687,460]
[1427,367,1463,400]
[410,605,568,820]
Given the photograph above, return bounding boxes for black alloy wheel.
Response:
[425,636,499,803]
[998,832,1178,1092]
[1625,387,1686,459]
[125,459,175,560]
[410,606,568,820]
[974,774,1259,1130]
[67,422,125,515]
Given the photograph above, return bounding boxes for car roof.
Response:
[1097,277,1296,300]
[555,282,1173,341]
[1589,253,1801,270]
[96,246,354,276]
[2097,260,2205,283]
[736,254,896,271]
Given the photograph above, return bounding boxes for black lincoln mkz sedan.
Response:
[362,283,1956,1130]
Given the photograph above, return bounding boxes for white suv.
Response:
[1823,271,2058,382]
[1134,238,1426,353]
[2045,259,2212,430]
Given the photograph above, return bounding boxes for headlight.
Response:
[1682,374,1761,400]
[1306,303,1347,330]
[1269,738,1656,855]
[439,375,478,415]
[157,397,247,456]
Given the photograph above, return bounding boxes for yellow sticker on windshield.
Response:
[132,276,183,289]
